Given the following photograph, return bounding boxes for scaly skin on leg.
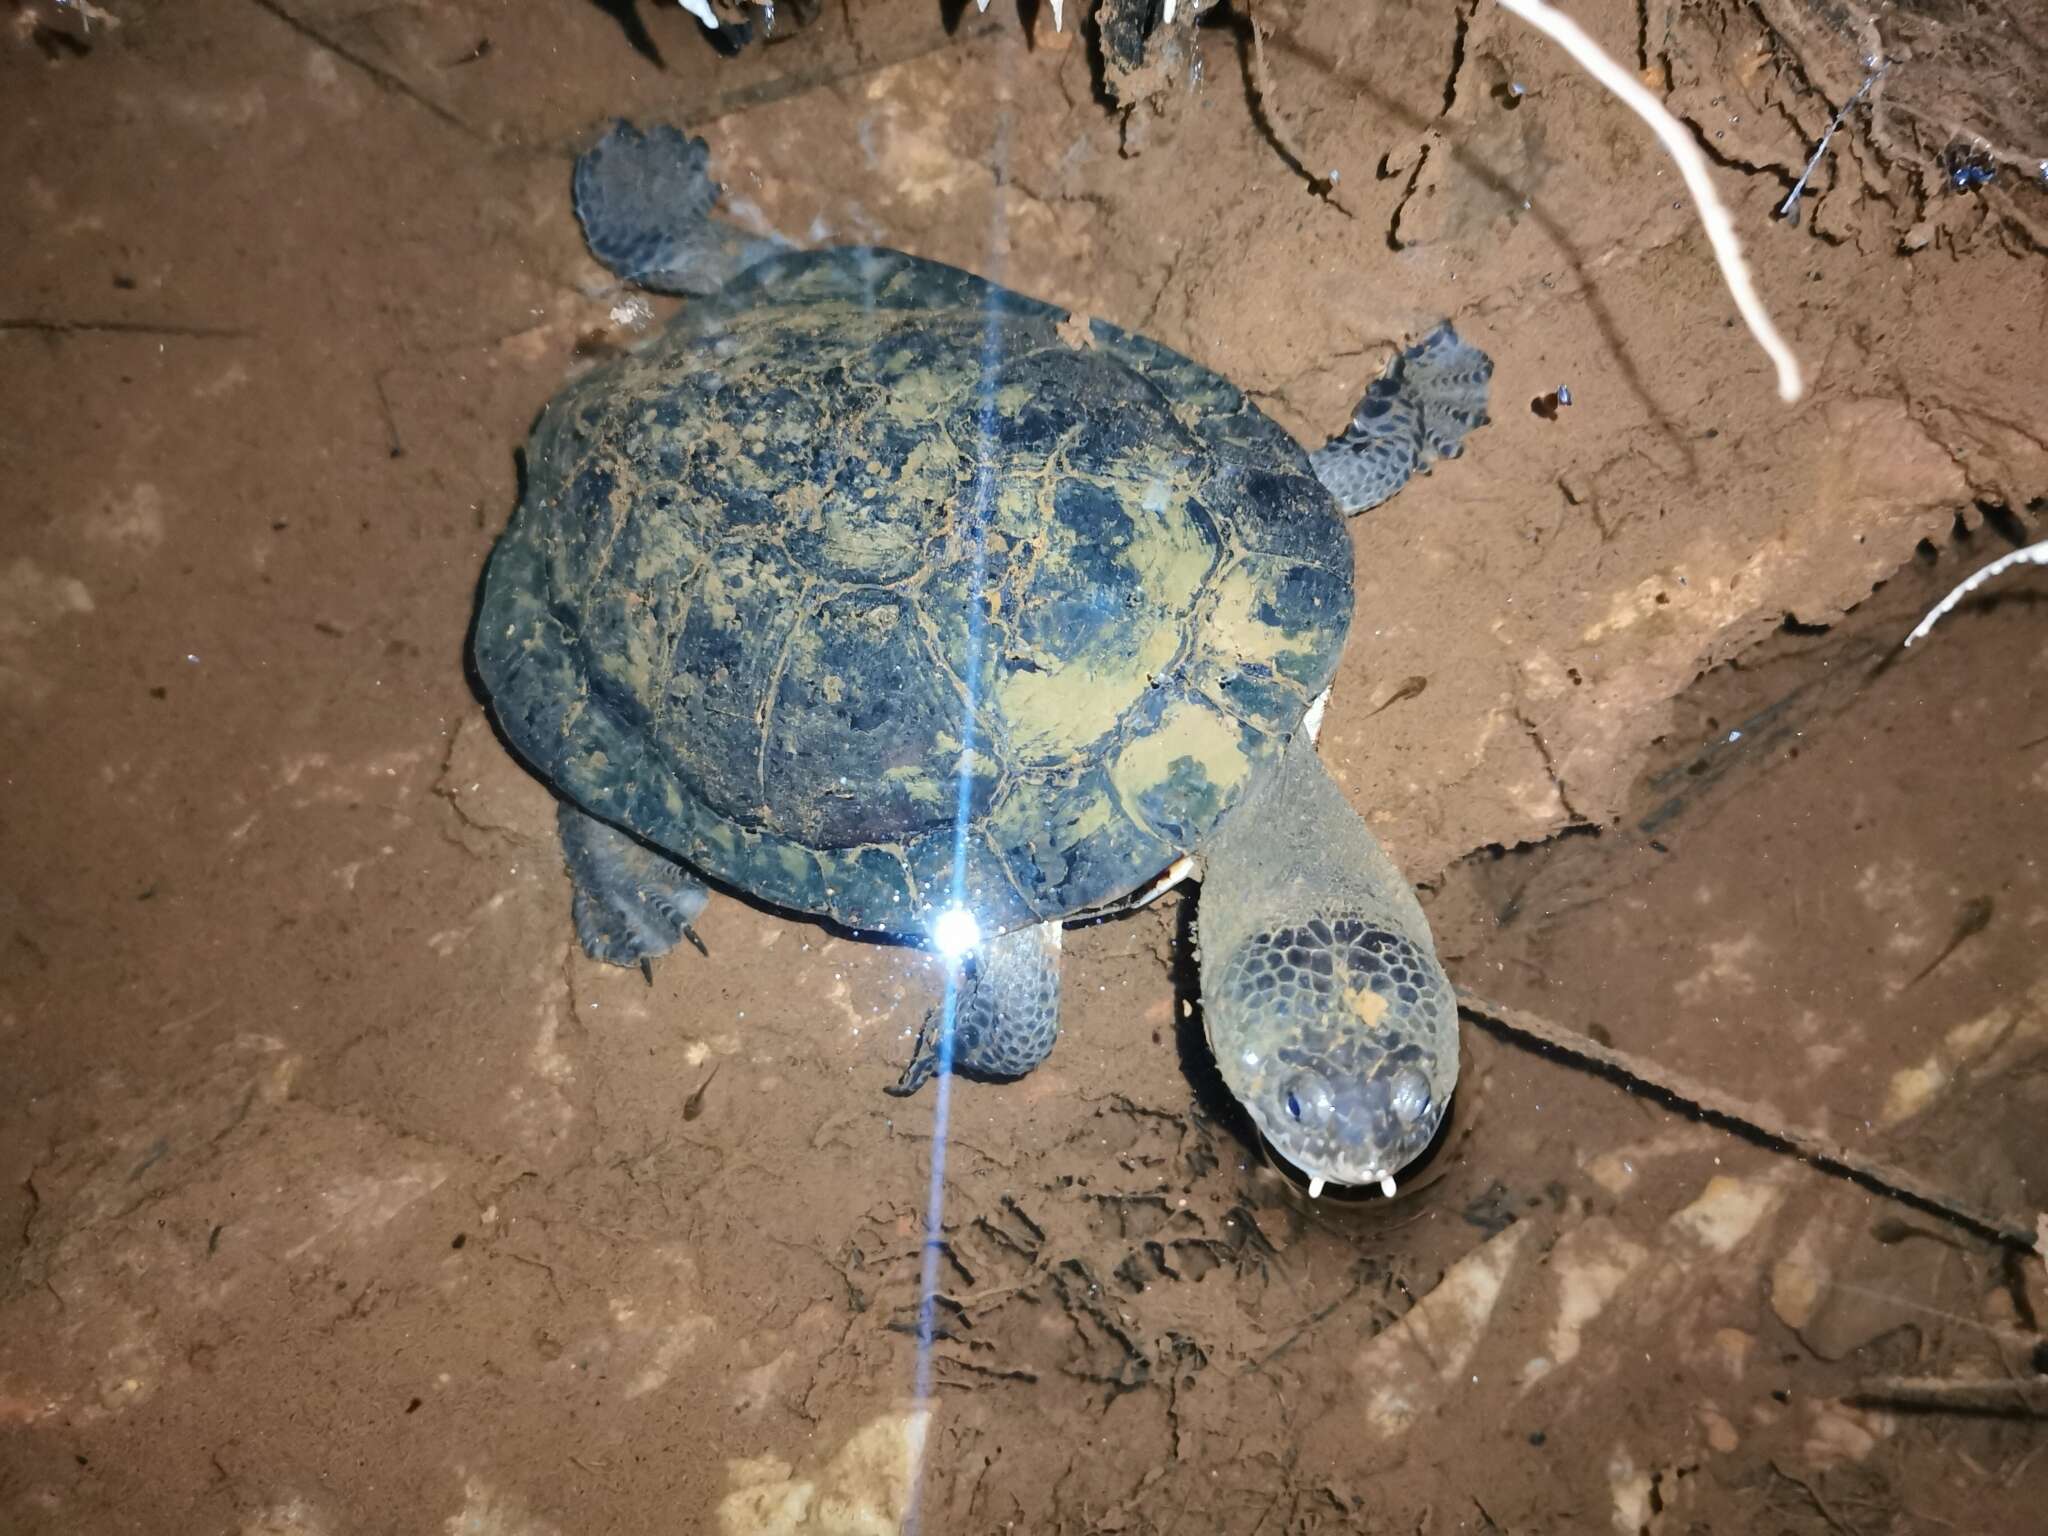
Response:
[572,121,789,296]
[890,922,1064,1095]
[1308,324,1494,514]
[558,802,711,969]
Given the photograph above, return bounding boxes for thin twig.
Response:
[1778,66,1887,225]
[1851,1375,2048,1417]
[1,318,250,339]
[1236,0,1345,209]
[241,0,480,139]
[1769,1463,1860,1536]
[1457,992,2040,1254]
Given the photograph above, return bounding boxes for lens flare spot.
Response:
[931,905,982,960]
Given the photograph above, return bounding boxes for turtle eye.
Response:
[1389,1067,1431,1126]
[1278,1072,1334,1130]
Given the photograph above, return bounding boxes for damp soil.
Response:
[3,1,2046,1532]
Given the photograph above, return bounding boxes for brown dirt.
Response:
[3,1,2045,1532]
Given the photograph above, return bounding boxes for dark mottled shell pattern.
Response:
[475,248,1353,936]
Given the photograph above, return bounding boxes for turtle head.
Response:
[1204,916,1457,1196]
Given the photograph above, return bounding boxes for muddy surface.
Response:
[3,1,2045,1531]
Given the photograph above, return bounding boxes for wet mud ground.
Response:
[4,0,2046,1531]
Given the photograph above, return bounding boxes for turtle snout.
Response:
[1326,1065,1434,1153]
[1251,1055,1448,1192]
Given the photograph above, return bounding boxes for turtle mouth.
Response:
[1250,1089,1461,1203]
[1247,1096,1448,1197]
[1225,1047,1449,1197]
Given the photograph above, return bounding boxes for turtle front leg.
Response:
[557,802,711,974]
[572,121,789,297]
[889,923,1064,1095]
[1308,324,1495,514]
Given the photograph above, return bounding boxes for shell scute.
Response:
[765,589,999,848]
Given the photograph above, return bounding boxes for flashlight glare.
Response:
[931,906,982,960]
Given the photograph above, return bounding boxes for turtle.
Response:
[473,121,1493,1195]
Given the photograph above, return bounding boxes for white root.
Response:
[1496,0,1806,403]
[977,0,1065,30]
[1904,540,2048,647]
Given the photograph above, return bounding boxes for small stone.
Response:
[1671,1175,1779,1254]
[1709,1328,1755,1378]
[1769,1227,1829,1331]
[1700,1407,1739,1454]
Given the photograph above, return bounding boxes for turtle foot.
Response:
[888,922,1064,1095]
[558,802,711,970]
[572,120,786,295]
[1309,324,1494,514]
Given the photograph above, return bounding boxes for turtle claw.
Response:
[886,1010,944,1098]
[557,803,712,970]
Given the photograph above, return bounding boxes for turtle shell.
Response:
[475,247,1353,937]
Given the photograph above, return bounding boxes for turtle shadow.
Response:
[581,0,668,68]
[1164,884,1265,1164]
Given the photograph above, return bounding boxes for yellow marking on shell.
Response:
[991,475,1047,539]
[818,500,920,576]
[1204,561,1292,666]
[1203,557,1330,686]
[992,778,1116,847]
[1123,476,1211,615]
[1065,790,1114,842]
[995,619,1182,759]
[874,330,979,425]
[1107,697,1249,826]
[995,379,1035,415]
[846,599,902,642]
[988,470,1224,761]
[881,763,947,809]
[928,734,1001,781]
[900,435,966,502]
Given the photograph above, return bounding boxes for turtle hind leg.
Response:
[572,120,787,296]
[1309,324,1495,514]
[557,802,711,970]
[889,923,1064,1096]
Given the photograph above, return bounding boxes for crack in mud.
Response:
[240,0,483,139]
[1227,2,1350,215]
[1384,141,1432,252]
[1439,0,1476,117]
